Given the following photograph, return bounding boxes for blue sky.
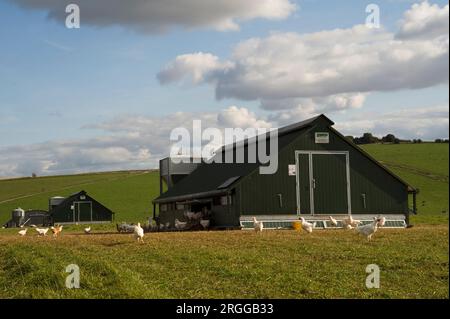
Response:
[0,0,448,176]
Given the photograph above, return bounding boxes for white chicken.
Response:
[378,216,386,227]
[134,223,145,243]
[18,228,28,236]
[356,218,381,241]
[184,212,195,220]
[84,226,91,234]
[299,217,316,233]
[329,216,338,227]
[184,212,202,221]
[344,224,354,230]
[36,227,49,236]
[343,215,361,228]
[175,219,187,230]
[252,217,264,233]
[200,219,210,230]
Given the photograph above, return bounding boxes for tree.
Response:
[355,133,379,145]
[382,134,397,143]
[345,136,355,143]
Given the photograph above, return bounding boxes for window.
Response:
[220,195,232,206]
[160,204,167,212]
[220,196,228,206]
[176,203,185,211]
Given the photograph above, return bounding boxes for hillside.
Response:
[0,170,160,224]
[361,143,449,224]
[0,143,448,225]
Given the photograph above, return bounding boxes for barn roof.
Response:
[153,114,415,204]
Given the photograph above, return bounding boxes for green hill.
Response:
[361,143,449,224]
[0,143,448,225]
[0,170,160,224]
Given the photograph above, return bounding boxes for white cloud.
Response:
[158,2,448,112]
[0,106,270,177]
[1,104,447,177]
[157,53,233,85]
[261,93,367,111]
[10,0,296,33]
[217,106,272,128]
[335,104,449,140]
[397,1,449,40]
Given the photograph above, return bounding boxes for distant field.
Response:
[361,143,449,224]
[0,225,447,299]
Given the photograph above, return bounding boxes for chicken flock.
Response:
[18,224,62,238]
[17,213,387,243]
[252,215,387,241]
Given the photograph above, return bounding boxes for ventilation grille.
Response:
[241,219,407,230]
[241,220,293,230]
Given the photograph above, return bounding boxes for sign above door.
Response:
[315,132,330,144]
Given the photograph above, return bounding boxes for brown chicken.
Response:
[51,225,63,238]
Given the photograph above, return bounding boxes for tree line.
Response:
[345,133,450,145]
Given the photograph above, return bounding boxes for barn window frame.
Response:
[219,195,232,206]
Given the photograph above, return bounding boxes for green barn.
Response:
[50,190,114,224]
[153,115,417,229]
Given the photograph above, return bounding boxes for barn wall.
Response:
[240,118,409,215]
[51,193,114,223]
[52,202,74,223]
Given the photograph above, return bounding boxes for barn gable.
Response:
[237,116,413,217]
[50,190,114,224]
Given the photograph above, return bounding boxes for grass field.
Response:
[0,170,160,225]
[0,143,448,299]
[0,225,447,298]
[361,143,449,224]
